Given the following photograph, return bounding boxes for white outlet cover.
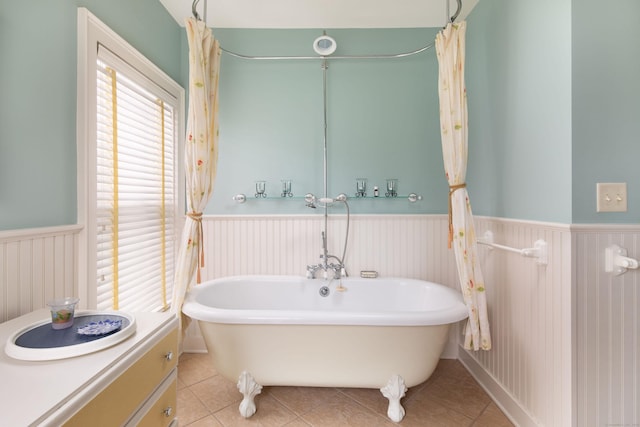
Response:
[596,182,627,212]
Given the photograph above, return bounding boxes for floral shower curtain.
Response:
[436,22,491,351]
[171,17,221,329]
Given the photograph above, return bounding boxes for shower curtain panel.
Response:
[171,17,221,330]
[436,22,491,351]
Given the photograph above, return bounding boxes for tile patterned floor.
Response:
[177,353,514,426]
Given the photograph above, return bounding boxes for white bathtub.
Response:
[182,275,468,422]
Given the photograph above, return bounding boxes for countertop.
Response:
[0,309,177,426]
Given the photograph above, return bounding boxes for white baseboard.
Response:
[459,346,538,427]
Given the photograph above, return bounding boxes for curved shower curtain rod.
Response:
[191,0,462,61]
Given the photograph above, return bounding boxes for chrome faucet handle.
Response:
[327,263,342,279]
[306,264,321,279]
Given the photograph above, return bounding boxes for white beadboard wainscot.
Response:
[199,214,458,284]
[573,224,640,427]
[0,225,81,323]
[461,217,572,427]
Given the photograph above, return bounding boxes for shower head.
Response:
[313,35,337,56]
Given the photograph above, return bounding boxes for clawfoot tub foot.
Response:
[380,374,407,423]
[237,371,262,418]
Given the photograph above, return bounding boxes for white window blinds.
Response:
[95,45,177,312]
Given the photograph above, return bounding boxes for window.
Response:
[77,9,185,312]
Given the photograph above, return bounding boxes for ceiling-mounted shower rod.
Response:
[192,0,209,24]
[220,43,434,61]
[449,0,462,23]
[216,0,463,61]
[191,0,201,21]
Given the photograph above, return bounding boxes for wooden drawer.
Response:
[63,326,178,427]
[129,369,177,427]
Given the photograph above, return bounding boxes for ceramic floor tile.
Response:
[282,418,312,426]
[178,387,212,426]
[177,374,188,391]
[433,359,474,381]
[183,415,224,427]
[213,393,298,427]
[178,353,511,427]
[419,371,492,419]
[403,378,434,402]
[178,353,218,387]
[337,387,389,416]
[472,402,514,427]
[300,392,397,427]
[268,385,343,416]
[189,374,243,413]
[402,395,474,427]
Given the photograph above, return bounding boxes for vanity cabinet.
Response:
[0,310,178,426]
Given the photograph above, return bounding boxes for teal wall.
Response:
[467,0,640,224]
[4,1,640,229]
[0,1,182,230]
[571,0,640,223]
[208,28,444,215]
[465,0,573,223]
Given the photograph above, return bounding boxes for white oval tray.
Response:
[4,311,136,361]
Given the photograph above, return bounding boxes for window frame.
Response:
[76,8,185,310]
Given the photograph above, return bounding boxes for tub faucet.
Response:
[306,260,344,280]
[306,232,346,280]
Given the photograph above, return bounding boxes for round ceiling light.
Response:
[313,35,337,56]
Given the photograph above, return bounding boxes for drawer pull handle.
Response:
[163,406,173,417]
[164,351,173,361]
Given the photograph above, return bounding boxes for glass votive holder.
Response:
[356,178,367,197]
[255,181,266,198]
[386,179,398,197]
[281,179,293,197]
[47,297,79,330]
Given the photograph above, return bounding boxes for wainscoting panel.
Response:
[461,218,573,427]
[4,217,636,427]
[199,214,458,286]
[574,225,640,427]
[0,225,81,323]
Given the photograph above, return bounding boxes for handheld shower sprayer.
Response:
[305,194,350,280]
[304,193,348,209]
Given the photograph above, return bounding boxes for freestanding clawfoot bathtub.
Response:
[182,275,468,422]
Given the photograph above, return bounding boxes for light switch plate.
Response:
[597,182,627,212]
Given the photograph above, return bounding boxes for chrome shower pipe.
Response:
[321,59,329,233]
